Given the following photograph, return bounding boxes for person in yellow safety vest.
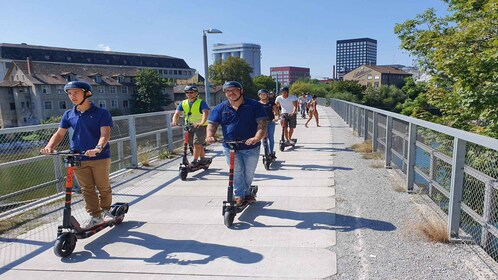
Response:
[171,85,210,167]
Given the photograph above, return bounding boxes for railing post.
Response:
[364,109,369,141]
[372,112,378,151]
[448,137,466,239]
[128,115,138,168]
[166,112,174,153]
[406,123,417,192]
[117,141,124,170]
[385,116,393,168]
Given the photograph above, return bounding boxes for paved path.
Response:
[0,106,337,279]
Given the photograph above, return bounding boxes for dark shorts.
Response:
[188,126,207,145]
[280,113,297,129]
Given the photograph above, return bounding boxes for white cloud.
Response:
[97,44,112,51]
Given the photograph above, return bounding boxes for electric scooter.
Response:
[178,124,212,180]
[279,113,297,152]
[47,151,129,258]
[221,140,258,227]
[261,135,275,170]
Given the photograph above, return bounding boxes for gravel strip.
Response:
[323,107,498,280]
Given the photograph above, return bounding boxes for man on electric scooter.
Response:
[206,81,268,206]
[275,87,298,145]
[40,81,114,229]
[171,85,210,167]
[258,89,279,160]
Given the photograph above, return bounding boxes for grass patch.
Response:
[351,140,372,154]
[414,206,449,243]
[369,161,385,169]
[362,152,382,160]
[158,150,174,160]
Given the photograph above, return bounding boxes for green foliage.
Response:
[40,116,62,124]
[362,85,407,112]
[253,75,278,92]
[133,69,172,113]
[394,1,498,137]
[209,57,256,98]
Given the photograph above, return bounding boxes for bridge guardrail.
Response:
[331,98,498,263]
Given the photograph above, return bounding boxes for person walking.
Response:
[206,81,268,206]
[171,85,210,167]
[305,95,320,128]
[275,87,298,144]
[298,92,308,119]
[40,81,114,229]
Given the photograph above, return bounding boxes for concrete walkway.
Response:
[0,106,337,279]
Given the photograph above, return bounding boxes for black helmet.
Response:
[64,81,92,94]
[223,81,243,91]
[184,85,198,92]
[280,86,289,92]
[258,89,269,95]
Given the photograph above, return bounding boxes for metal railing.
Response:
[0,110,183,216]
[331,98,498,262]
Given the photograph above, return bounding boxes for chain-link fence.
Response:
[331,98,498,263]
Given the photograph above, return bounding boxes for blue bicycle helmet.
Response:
[258,89,269,95]
[184,85,198,92]
[223,81,243,91]
[64,81,92,94]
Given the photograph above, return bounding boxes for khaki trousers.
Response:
[73,158,112,217]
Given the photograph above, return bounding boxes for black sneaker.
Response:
[189,161,199,168]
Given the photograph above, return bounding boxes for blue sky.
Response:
[0,0,449,79]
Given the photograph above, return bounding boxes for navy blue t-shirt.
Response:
[60,103,113,160]
[261,100,276,120]
[208,98,268,150]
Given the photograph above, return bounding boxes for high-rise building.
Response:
[270,66,310,87]
[336,38,377,80]
[212,43,261,77]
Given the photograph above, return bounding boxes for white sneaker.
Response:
[102,210,115,222]
[285,140,291,145]
[83,215,103,229]
[289,140,296,145]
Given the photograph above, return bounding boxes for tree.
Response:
[394,1,498,137]
[133,69,172,113]
[362,85,407,112]
[253,75,278,92]
[209,56,256,98]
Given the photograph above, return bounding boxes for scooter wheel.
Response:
[224,210,235,227]
[113,206,127,225]
[54,232,77,257]
[179,168,188,181]
[264,157,271,170]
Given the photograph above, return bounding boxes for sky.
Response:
[0,0,450,79]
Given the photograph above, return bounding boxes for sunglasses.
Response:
[185,91,196,94]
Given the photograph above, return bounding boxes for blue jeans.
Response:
[223,145,260,198]
[266,121,275,153]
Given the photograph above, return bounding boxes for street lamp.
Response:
[203,28,222,107]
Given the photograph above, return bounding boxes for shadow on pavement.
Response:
[234,202,396,232]
[62,221,263,265]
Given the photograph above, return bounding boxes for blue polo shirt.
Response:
[60,103,113,160]
[208,98,268,150]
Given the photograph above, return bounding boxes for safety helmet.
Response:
[280,86,289,92]
[184,85,198,92]
[258,89,269,95]
[64,81,92,95]
[222,81,243,92]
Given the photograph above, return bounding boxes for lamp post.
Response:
[203,28,222,107]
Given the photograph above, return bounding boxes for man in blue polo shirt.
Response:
[40,81,113,229]
[206,81,268,206]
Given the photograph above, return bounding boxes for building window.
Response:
[111,100,118,108]
[42,85,51,94]
[57,86,63,94]
[374,82,379,88]
[123,100,129,108]
[98,100,106,108]
[98,86,105,93]
[44,101,53,110]
[121,86,128,94]
[94,75,101,83]
[10,103,16,110]
[109,86,116,94]
[59,101,67,109]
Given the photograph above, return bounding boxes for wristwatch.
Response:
[95,144,103,152]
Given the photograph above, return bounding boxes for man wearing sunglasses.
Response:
[172,85,210,167]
